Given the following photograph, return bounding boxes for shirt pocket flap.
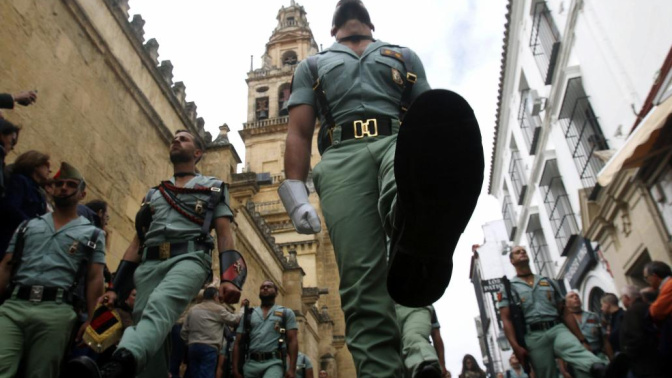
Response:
[374,55,404,71]
[318,59,345,77]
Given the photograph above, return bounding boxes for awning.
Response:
[597,95,672,186]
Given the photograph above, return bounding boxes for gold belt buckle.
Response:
[159,242,171,260]
[353,119,378,139]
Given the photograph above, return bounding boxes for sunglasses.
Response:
[54,180,80,189]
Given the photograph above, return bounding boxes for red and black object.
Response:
[108,260,138,304]
[219,250,247,290]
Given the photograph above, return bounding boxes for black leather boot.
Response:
[99,348,137,378]
[389,89,484,307]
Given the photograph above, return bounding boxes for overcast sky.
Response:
[130,0,508,374]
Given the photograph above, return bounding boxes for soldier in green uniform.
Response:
[75,130,248,378]
[498,246,605,378]
[0,162,106,378]
[396,304,445,377]
[291,352,314,378]
[565,291,610,363]
[279,1,483,376]
[233,280,298,378]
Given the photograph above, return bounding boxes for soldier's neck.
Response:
[515,266,533,277]
[53,206,79,230]
[335,24,373,56]
[173,162,197,187]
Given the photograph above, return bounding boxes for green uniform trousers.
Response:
[525,324,602,378]
[396,305,440,378]
[243,359,284,378]
[312,132,403,378]
[0,299,76,378]
[117,252,209,377]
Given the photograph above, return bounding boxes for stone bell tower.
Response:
[237,2,356,377]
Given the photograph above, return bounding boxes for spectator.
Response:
[318,370,328,378]
[181,287,242,378]
[600,292,624,356]
[0,150,50,258]
[43,178,55,212]
[0,119,20,196]
[505,354,528,378]
[640,287,658,305]
[85,200,110,230]
[458,354,486,378]
[0,91,37,109]
[644,261,672,321]
[618,285,667,377]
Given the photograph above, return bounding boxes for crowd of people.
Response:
[496,246,671,378]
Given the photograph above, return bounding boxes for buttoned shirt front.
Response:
[143,174,233,247]
[498,275,563,324]
[237,304,298,353]
[6,213,106,289]
[577,311,603,352]
[288,40,430,152]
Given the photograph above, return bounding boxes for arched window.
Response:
[588,287,605,314]
[282,51,298,66]
[278,83,291,116]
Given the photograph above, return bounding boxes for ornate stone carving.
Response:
[129,14,145,43]
[172,82,186,106]
[144,38,160,65]
[185,101,197,125]
[158,60,174,85]
[113,0,130,19]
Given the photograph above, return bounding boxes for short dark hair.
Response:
[0,119,20,135]
[601,293,619,307]
[175,129,205,151]
[645,261,672,279]
[86,200,108,215]
[13,150,49,176]
[203,287,218,300]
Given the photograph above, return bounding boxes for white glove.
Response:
[278,179,322,234]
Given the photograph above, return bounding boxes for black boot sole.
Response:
[63,356,101,378]
[388,89,484,307]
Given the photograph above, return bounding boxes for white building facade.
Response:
[470,220,517,375]
[489,0,672,311]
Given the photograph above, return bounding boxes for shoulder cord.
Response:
[158,183,205,226]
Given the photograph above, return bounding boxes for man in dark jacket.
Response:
[0,91,37,109]
[619,285,666,378]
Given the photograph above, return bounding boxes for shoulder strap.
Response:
[199,180,224,242]
[398,47,417,122]
[307,56,336,132]
[9,220,31,280]
[70,227,103,292]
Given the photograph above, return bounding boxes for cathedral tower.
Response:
[239,2,355,377]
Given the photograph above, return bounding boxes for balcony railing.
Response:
[527,219,554,278]
[518,89,542,155]
[254,200,285,215]
[502,194,518,241]
[243,116,289,130]
[530,1,561,85]
[540,160,580,255]
[558,78,609,188]
[509,150,528,205]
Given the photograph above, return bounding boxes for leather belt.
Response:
[324,118,394,149]
[528,319,560,332]
[249,351,281,362]
[15,285,70,303]
[145,241,212,261]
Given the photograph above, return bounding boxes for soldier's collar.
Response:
[174,172,197,178]
[337,34,375,43]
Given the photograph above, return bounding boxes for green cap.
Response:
[53,161,85,183]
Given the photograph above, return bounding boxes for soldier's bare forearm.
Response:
[562,307,585,341]
[122,235,142,263]
[215,217,235,253]
[285,105,315,181]
[0,254,12,297]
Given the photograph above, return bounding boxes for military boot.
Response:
[389,89,484,307]
[99,348,137,378]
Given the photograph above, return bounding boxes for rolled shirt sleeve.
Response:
[287,60,317,110]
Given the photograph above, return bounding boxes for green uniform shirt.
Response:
[497,275,563,324]
[428,305,440,329]
[292,352,313,378]
[288,40,430,151]
[6,213,105,290]
[237,304,298,353]
[577,311,603,352]
[143,175,233,247]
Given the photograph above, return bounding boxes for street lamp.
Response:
[497,333,511,351]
